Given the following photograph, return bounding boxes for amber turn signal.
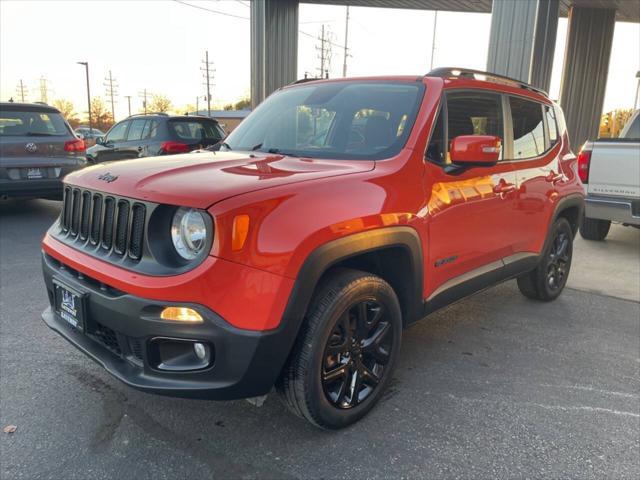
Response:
[160,307,203,323]
[232,214,250,251]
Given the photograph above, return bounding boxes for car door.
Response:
[119,118,147,159]
[507,96,562,254]
[424,90,518,302]
[95,120,130,162]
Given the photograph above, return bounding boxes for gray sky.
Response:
[1,0,638,120]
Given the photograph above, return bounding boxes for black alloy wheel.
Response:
[321,300,393,409]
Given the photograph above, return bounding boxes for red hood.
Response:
[64,151,375,208]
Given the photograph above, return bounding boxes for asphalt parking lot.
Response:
[1,199,639,479]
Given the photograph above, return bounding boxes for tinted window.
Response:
[169,120,224,142]
[426,92,504,165]
[545,105,558,144]
[0,110,69,136]
[106,121,129,142]
[510,97,545,159]
[142,119,159,139]
[127,119,147,141]
[624,115,640,139]
[224,81,424,160]
[426,106,445,164]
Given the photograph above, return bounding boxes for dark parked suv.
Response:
[86,113,225,164]
[0,102,86,200]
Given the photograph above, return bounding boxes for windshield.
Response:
[169,119,225,142]
[223,81,424,160]
[0,110,69,136]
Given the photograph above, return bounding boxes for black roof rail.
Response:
[290,77,324,85]
[426,67,548,97]
[127,112,170,118]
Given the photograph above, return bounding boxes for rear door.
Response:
[119,118,147,159]
[424,90,518,300]
[508,96,562,254]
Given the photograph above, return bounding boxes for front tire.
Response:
[277,269,402,429]
[579,215,611,241]
[517,217,573,301]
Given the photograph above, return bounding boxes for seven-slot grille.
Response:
[61,186,146,261]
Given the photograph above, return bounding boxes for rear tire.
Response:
[579,215,611,241]
[277,269,402,429]
[517,217,573,302]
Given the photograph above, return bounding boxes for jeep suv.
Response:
[86,113,225,164]
[40,69,584,429]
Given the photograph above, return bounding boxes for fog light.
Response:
[160,307,203,323]
[194,342,207,360]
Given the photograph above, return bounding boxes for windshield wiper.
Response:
[206,140,231,151]
[25,132,60,136]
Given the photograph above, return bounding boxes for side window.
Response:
[106,121,129,142]
[426,106,445,164]
[142,120,159,139]
[623,115,640,139]
[545,105,558,145]
[126,119,146,141]
[509,97,545,159]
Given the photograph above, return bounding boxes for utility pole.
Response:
[76,62,92,134]
[124,95,132,116]
[103,70,118,121]
[16,80,27,102]
[201,50,215,117]
[38,77,49,104]
[342,6,350,77]
[138,89,151,114]
[316,25,332,78]
[430,11,438,70]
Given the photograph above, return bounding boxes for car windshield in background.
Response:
[169,119,225,142]
[223,81,424,160]
[0,110,69,137]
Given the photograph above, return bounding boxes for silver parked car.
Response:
[0,103,87,200]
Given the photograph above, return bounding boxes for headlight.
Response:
[171,208,208,260]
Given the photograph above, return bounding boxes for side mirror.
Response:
[450,135,501,166]
[95,136,105,145]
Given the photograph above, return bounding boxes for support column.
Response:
[559,7,616,150]
[487,0,559,91]
[250,0,299,109]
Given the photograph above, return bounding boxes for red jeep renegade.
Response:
[41,69,584,429]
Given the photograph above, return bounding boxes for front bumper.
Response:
[585,195,640,225]
[41,252,291,400]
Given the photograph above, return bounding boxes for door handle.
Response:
[493,181,517,196]
[546,171,564,184]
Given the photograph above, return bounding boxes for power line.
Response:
[103,70,118,121]
[172,0,248,20]
[172,0,347,50]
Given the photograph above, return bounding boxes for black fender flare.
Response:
[551,193,585,235]
[268,226,424,377]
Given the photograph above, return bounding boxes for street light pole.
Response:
[77,62,92,134]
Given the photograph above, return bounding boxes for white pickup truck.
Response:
[578,110,640,240]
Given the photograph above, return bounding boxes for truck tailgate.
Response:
[588,140,640,198]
